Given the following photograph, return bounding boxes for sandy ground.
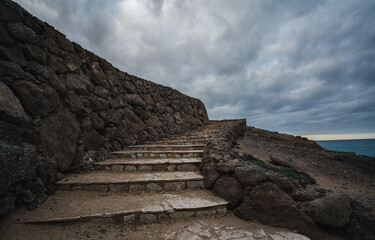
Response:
[234,126,375,198]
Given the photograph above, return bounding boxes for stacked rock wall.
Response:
[0,0,208,216]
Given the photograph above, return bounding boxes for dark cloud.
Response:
[15,0,375,137]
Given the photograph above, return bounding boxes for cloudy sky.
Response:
[15,0,375,139]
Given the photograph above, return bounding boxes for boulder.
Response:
[235,182,322,238]
[301,192,352,228]
[234,164,269,186]
[12,80,59,118]
[31,108,80,171]
[0,81,29,126]
[346,195,375,240]
[214,176,244,208]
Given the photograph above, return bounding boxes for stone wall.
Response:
[0,0,208,216]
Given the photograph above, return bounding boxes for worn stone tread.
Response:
[113,150,204,154]
[57,171,204,185]
[95,158,202,165]
[125,144,207,149]
[21,190,227,224]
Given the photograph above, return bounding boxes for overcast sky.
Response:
[15,0,375,139]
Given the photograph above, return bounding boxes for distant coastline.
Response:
[316,139,375,157]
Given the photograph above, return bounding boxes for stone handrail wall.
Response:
[0,0,208,215]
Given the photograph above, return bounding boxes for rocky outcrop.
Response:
[200,119,375,240]
[301,192,352,228]
[0,0,208,216]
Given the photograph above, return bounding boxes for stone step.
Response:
[124,144,206,151]
[112,150,203,159]
[94,158,201,172]
[143,140,207,145]
[21,190,227,224]
[57,171,204,192]
[165,136,208,140]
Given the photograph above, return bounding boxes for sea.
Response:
[316,139,375,157]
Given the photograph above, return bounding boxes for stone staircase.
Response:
[23,122,228,224]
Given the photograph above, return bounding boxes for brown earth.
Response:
[234,126,375,199]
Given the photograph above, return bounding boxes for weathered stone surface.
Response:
[270,154,293,168]
[106,109,122,125]
[301,192,352,228]
[63,73,90,95]
[234,164,269,186]
[84,129,105,150]
[146,183,163,191]
[346,195,375,240]
[22,43,46,64]
[90,62,108,87]
[0,60,26,79]
[123,94,146,108]
[164,182,185,191]
[12,80,59,118]
[90,113,105,130]
[63,91,84,115]
[31,108,80,171]
[91,96,109,112]
[214,176,243,208]
[0,81,29,126]
[7,22,39,43]
[235,182,321,238]
[0,46,26,66]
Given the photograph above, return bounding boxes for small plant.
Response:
[237,153,316,186]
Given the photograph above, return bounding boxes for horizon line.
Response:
[303,133,375,141]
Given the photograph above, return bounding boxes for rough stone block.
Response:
[146,183,163,191]
[187,181,204,189]
[123,214,135,223]
[124,165,136,171]
[140,214,157,223]
[169,211,195,219]
[167,165,177,171]
[177,164,198,171]
[105,166,111,171]
[129,184,145,192]
[137,153,143,158]
[216,207,227,214]
[159,154,168,158]
[164,182,185,191]
[109,184,129,192]
[112,165,124,172]
[138,165,153,171]
[196,209,216,217]
[83,184,108,192]
[153,164,167,171]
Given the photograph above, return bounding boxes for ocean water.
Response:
[316,139,375,157]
